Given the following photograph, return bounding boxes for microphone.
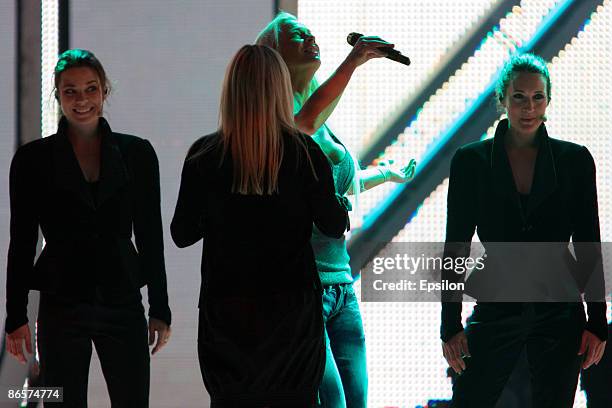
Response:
[347,32,411,66]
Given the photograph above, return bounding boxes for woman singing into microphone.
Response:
[257,12,416,408]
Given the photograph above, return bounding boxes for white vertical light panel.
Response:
[41,0,59,138]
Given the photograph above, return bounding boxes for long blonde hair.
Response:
[219,44,297,195]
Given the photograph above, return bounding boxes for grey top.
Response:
[311,129,356,286]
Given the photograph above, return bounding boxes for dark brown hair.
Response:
[54,49,110,100]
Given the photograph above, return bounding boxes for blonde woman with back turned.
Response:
[171,44,349,407]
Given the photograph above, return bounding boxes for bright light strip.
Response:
[41,0,59,138]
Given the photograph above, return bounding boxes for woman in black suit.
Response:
[5,49,171,407]
[171,44,348,407]
[441,53,607,407]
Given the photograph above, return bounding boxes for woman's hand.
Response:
[295,35,396,134]
[442,330,470,375]
[354,159,416,193]
[5,324,33,364]
[579,329,606,369]
[149,318,171,355]
[379,158,416,183]
[345,35,395,68]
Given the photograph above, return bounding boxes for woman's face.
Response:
[58,66,105,129]
[502,72,549,137]
[277,21,321,70]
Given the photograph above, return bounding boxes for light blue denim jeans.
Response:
[318,283,367,408]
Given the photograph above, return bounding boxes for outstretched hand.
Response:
[379,158,416,183]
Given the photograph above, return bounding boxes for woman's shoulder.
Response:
[189,132,221,153]
[548,137,590,156]
[109,132,162,168]
[184,132,222,163]
[13,136,54,165]
[458,138,492,154]
[452,138,493,168]
[111,131,150,149]
[548,137,595,169]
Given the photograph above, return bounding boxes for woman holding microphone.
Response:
[257,13,416,408]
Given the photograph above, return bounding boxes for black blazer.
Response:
[171,131,348,305]
[6,117,171,333]
[441,119,607,342]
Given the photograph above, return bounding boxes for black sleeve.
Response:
[572,146,607,341]
[170,142,205,248]
[5,147,38,334]
[304,137,349,239]
[133,140,171,326]
[441,147,477,342]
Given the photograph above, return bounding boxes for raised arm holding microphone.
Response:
[257,12,416,408]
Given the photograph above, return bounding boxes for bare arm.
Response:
[295,36,394,135]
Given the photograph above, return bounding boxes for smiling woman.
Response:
[54,49,110,120]
[57,67,104,126]
[55,62,108,182]
[5,48,172,407]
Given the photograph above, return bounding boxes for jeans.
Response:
[318,284,367,408]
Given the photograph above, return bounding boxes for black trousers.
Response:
[451,303,585,408]
[37,291,150,407]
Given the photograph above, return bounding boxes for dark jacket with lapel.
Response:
[6,117,171,333]
[441,119,607,342]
